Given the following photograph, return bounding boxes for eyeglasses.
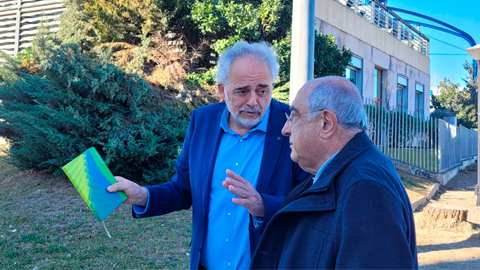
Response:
[285,111,303,124]
[285,112,292,124]
[285,109,325,125]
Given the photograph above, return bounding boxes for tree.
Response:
[313,31,352,79]
[431,78,476,129]
[83,0,169,43]
[56,0,99,52]
[463,62,478,119]
[191,0,292,54]
[56,0,351,91]
[272,31,352,103]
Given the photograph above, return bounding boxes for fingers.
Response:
[223,177,250,199]
[232,197,265,217]
[226,169,247,184]
[223,169,256,199]
[115,176,126,182]
[107,176,132,192]
[223,170,265,217]
[224,169,251,190]
[226,184,248,198]
[107,183,120,192]
[107,182,130,192]
[232,197,249,207]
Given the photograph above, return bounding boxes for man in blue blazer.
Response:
[108,41,311,269]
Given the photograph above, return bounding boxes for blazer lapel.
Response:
[256,100,285,193]
[201,104,224,219]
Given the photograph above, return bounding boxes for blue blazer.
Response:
[134,99,312,269]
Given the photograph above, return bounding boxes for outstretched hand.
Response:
[107,176,149,206]
[222,169,265,217]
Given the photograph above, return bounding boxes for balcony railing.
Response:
[335,0,430,57]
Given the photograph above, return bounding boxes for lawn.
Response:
[379,147,438,172]
[0,155,191,269]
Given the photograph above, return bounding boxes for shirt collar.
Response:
[313,152,338,184]
[220,104,271,136]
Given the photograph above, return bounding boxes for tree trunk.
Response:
[425,203,468,222]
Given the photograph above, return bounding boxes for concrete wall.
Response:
[315,0,431,119]
[393,156,477,186]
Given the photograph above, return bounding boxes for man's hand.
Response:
[107,176,149,206]
[222,169,265,217]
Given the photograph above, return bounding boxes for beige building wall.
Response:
[315,0,431,119]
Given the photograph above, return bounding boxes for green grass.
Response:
[400,176,426,189]
[377,147,438,172]
[0,155,191,269]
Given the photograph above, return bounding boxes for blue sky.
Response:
[386,0,480,89]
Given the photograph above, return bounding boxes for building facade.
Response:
[316,0,431,119]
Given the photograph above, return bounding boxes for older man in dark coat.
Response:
[250,76,418,269]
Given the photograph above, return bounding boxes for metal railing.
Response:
[335,0,430,57]
[438,121,478,173]
[364,98,477,173]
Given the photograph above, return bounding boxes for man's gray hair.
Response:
[308,77,368,131]
[216,41,279,85]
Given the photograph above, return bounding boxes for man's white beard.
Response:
[224,91,271,129]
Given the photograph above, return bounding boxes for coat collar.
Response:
[280,132,373,212]
[308,131,372,192]
[255,99,287,193]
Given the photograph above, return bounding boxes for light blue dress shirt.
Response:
[201,105,270,270]
[312,152,338,184]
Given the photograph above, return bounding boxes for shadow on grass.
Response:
[0,155,18,178]
[401,176,426,189]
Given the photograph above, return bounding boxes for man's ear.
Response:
[319,110,338,139]
[218,83,226,101]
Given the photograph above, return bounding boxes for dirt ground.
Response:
[414,163,480,269]
[397,170,438,203]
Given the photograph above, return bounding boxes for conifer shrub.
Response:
[272,82,289,104]
[0,35,192,184]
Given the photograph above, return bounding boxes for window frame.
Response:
[345,55,363,96]
[396,75,408,113]
[374,67,383,103]
[415,82,424,119]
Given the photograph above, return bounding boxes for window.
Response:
[415,82,424,119]
[396,75,408,113]
[345,55,363,95]
[374,68,383,103]
[346,68,357,85]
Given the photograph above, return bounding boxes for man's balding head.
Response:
[305,76,368,132]
[282,76,368,174]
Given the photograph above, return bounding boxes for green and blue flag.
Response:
[62,147,127,222]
